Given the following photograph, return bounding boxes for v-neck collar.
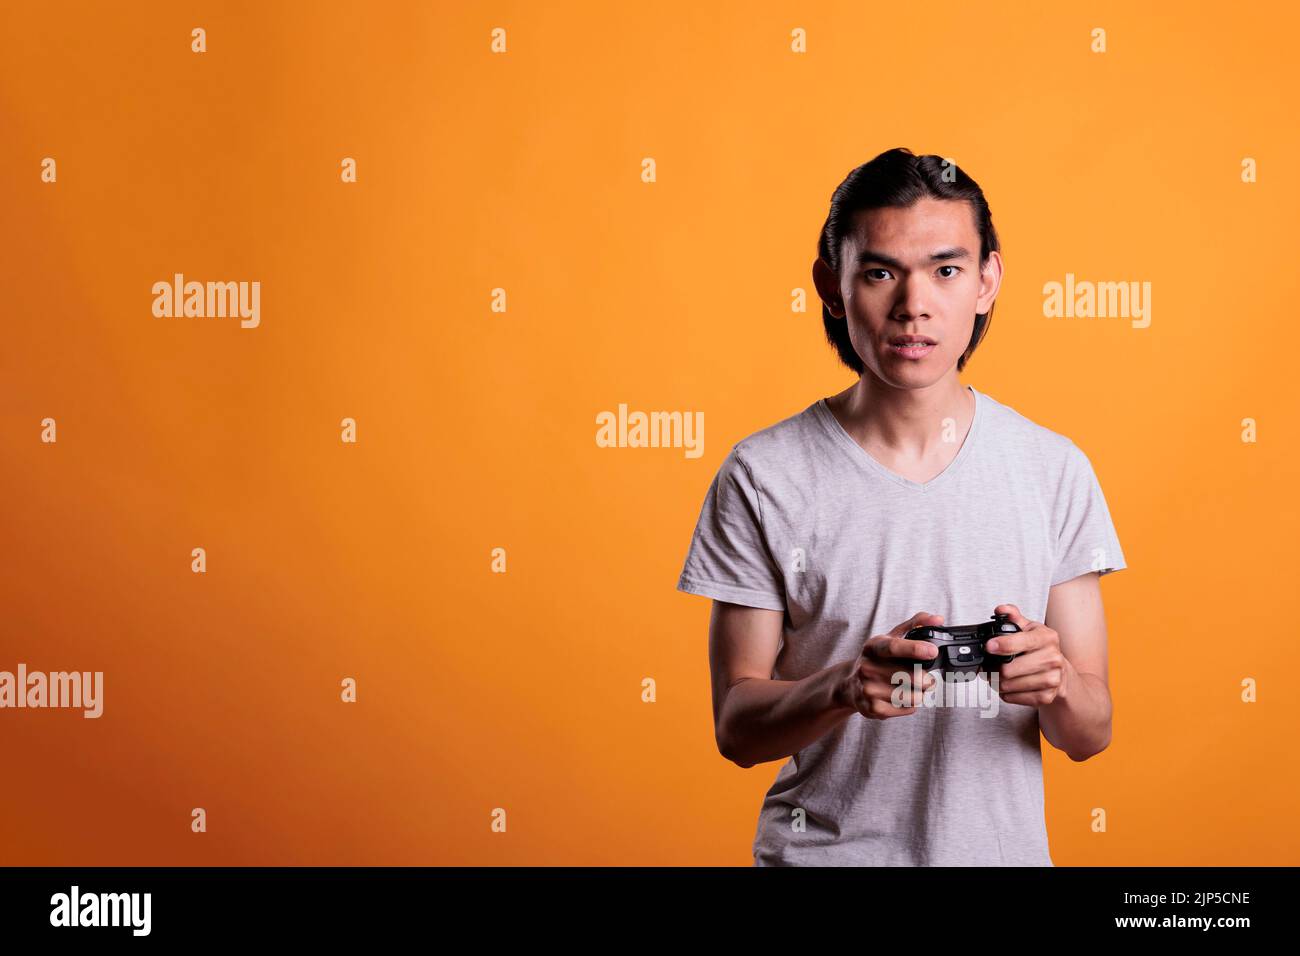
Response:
[812,385,984,492]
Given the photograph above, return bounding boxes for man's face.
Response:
[819,197,1001,388]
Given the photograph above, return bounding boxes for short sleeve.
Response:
[1051,441,1128,586]
[676,447,787,611]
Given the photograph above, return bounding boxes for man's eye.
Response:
[938,265,962,278]
[865,269,892,281]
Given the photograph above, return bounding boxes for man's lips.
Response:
[887,339,936,358]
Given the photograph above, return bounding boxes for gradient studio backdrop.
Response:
[2,0,1297,866]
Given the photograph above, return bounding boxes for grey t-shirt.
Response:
[676,385,1127,866]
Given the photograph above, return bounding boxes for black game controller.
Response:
[902,613,1022,675]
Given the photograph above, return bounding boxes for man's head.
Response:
[813,148,1002,387]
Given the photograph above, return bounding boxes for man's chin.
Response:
[864,359,956,391]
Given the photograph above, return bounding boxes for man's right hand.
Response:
[837,612,943,720]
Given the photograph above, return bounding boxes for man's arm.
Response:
[1037,571,1113,761]
[708,600,857,768]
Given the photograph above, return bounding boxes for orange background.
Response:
[1,0,1297,865]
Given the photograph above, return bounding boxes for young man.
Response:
[676,149,1127,866]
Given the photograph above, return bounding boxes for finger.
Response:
[866,675,930,702]
[1000,691,1056,707]
[888,611,945,638]
[994,646,1054,681]
[870,704,918,717]
[857,660,935,696]
[877,665,937,691]
[863,680,926,715]
[986,626,1040,658]
[995,669,1062,696]
[866,670,936,696]
[993,604,1032,628]
[867,636,940,662]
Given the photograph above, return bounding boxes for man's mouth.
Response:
[888,336,937,359]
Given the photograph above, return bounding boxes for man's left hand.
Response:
[987,604,1068,706]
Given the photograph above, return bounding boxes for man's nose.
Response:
[892,273,933,321]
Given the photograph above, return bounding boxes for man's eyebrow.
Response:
[855,246,973,269]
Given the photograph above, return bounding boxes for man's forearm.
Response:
[719,661,857,768]
[1037,659,1112,761]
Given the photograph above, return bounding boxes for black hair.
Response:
[816,147,1000,374]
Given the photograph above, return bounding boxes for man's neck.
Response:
[827,373,975,461]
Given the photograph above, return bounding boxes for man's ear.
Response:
[812,257,845,318]
[976,250,1003,314]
